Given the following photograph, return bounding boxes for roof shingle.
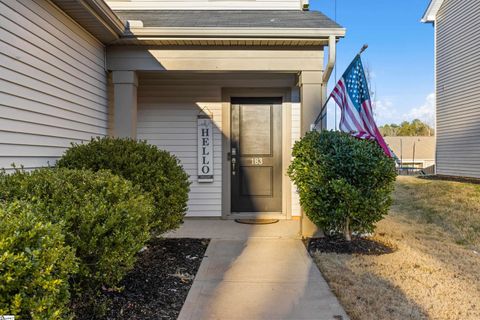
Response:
[114,10,343,29]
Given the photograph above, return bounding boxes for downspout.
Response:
[104,46,108,73]
[323,35,337,84]
[320,35,336,130]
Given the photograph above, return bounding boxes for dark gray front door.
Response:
[231,98,282,213]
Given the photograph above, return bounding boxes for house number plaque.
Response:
[251,158,263,165]
[197,114,214,182]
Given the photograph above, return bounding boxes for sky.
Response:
[310,0,435,129]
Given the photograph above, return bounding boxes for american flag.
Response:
[331,55,393,157]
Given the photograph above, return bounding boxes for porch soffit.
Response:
[51,0,124,43]
[112,36,339,46]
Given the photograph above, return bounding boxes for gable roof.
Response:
[421,0,445,23]
[112,10,346,45]
[114,10,343,29]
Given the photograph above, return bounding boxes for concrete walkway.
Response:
[166,219,349,320]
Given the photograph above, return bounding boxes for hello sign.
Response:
[197,114,214,182]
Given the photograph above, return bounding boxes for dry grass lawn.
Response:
[314,176,480,320]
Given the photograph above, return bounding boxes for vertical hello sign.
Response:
[197,114,214,182]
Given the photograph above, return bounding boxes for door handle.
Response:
[231,147,237,175]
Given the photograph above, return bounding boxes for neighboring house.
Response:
[0,0,344,228]
[384,136,435,171]
[422,0,480,178]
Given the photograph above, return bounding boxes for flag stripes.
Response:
[330,55,393,157]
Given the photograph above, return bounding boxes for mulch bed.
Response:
[75,238,209,320]
[306,235,396,255]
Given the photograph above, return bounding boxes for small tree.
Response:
[288,130,397,240]
[379,119,434,137]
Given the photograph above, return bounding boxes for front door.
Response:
[230,98,282,214]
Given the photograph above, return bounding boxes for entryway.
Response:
[230,97,283,214]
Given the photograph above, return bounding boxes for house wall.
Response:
[136,73,301,217]
[435,0,480,177]
[0,0,108,170]
[106,0,304,10]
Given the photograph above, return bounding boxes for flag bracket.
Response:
[357,44,368,56]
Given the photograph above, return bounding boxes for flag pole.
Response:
[312,44,369,129]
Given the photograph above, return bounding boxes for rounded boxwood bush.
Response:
[288,130,397,240]
[0,168,154,298]
[0,201,77,319]
[56,137,190,234]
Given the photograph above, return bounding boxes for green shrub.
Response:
[0,201,77,319]
[56,137,190,234]
[288,130,397,240]
[0,168,154,299]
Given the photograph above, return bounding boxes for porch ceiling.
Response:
[113,38,332,46]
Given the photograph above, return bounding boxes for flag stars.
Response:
[313,55,391,156]
[342,60,371,107]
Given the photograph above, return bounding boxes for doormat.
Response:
[234,219,279,225]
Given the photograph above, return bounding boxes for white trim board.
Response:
[422,0,445,23]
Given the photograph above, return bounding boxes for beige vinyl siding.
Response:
[137,82,223,217]
[291,88,301,216]
[106,0,301,10]
[435,0,480,177]
[0,0,108,170]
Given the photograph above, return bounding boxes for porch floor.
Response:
[165,218,302,240]
[166,219,349,320]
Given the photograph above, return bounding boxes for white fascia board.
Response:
[127,27,347,39]
[421,0,445,23]
[84,0,125,35]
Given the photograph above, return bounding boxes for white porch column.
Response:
[299,70,324,238]
[299,71,323,134]
[112,71,138,139]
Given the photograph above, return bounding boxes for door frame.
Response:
[222,88,292,220]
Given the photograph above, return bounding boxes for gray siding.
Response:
[0,0,108,170]
[435,0,480,177]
